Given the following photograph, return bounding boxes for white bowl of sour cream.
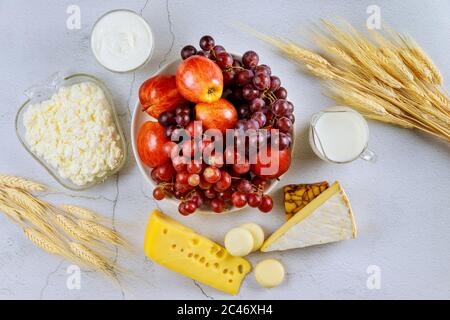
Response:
[91,9,154,73]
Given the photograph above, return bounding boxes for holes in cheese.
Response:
[144,210,252,295]
[224,228,254,257]
[254,259,285,288]
[240,223,265,251]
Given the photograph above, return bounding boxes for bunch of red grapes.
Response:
[152,35,295,216]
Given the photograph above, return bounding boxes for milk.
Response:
[310,107,369,163]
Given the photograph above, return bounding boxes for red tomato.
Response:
[137,121,170,168]
[251,147,291,179]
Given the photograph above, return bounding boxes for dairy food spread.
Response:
[91,10,153,72]
[23,82,123,186]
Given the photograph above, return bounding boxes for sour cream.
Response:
[91,10,153,72]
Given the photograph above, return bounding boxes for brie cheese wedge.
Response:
[261,181,357,252]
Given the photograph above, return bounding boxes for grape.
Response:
[232,161,250,174]
[235,120,247,131]
[163,141,178,158]
[190,191,204,208]
[212,45,226,57]
[255,64,271,75]
[231,87,244,100]
[231,191,247,208]
[204,188,217,199]
[197,50,212,59]
[253,72,271,90]
[158,110,176,126]
[242,51,259,69]
[187,161,202,174]
[154,162,175,182]
[237,104,250,119]
[153,187,165,200]
[232,59,242,68]
[276,117,293,133]
[249,98,265,113]
[206,152,224,168]
[237,179,252,193]
[150,168,161,183]
[199,176,212,190]
[252,176,268,191]
[258,195,273,213]
[188,174,200,186]
[223,70,235,87]
[199,35,215,51]
[274,87,287,99]
[203,166,221,184]
[288,113,295,124]
[235,69,254,86]
[172,156,187,172]
[211,198,225,213]
[175,104,191,116]
[175,113,190,127]
[271,99,289,117]
[181,45,197,60]
[269,76,281,91]
[175,182,191,194]
[245,119,260,130]
[265,110,275,124]
[218,189,233,201]
[273,132,291,150]
[247,192,262,207]
[216,52,234,69]
[178,202,190,216]
[242,84,259,101]
[251,112,266,127]
[184,200,198,214]
[214,171,232,191]
[164,125,176,140]
[176,172,189,184]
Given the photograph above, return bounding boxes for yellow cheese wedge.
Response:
[261,182,357,252]
[144,210,252,295]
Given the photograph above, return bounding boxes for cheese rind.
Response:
[144,210,252,295]
[261,182,356,252]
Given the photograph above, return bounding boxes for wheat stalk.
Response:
[60,204,104,221]
[23,228,65,256]
[3,188,45,216]
[0,175,46,192]
[0,174,130,282]
[69,242,116,277]
[77,219,127,247]
[248,20,450,142]
[54,214,92,242]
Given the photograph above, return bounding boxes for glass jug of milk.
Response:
[309,106,376,163]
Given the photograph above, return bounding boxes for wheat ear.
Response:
[60,204,106,221]
[0,175,46,192]
[23,228,65,256]
[69,242,117,277]
[77,219,128,247]
[54,214,92,242]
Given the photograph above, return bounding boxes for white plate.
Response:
[131,58,288,214]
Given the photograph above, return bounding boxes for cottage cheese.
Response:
[23,82,124,186]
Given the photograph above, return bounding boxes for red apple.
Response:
[176,56,223,103]
[251,147,291,179]
[195,98,238,133]
[139,75,186,118]
[137,121,171,168]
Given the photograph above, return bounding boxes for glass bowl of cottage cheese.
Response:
[15,73,127,190]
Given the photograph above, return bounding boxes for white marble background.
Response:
[0,0,449,300]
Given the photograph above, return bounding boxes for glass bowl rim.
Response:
[15,72,128,191]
